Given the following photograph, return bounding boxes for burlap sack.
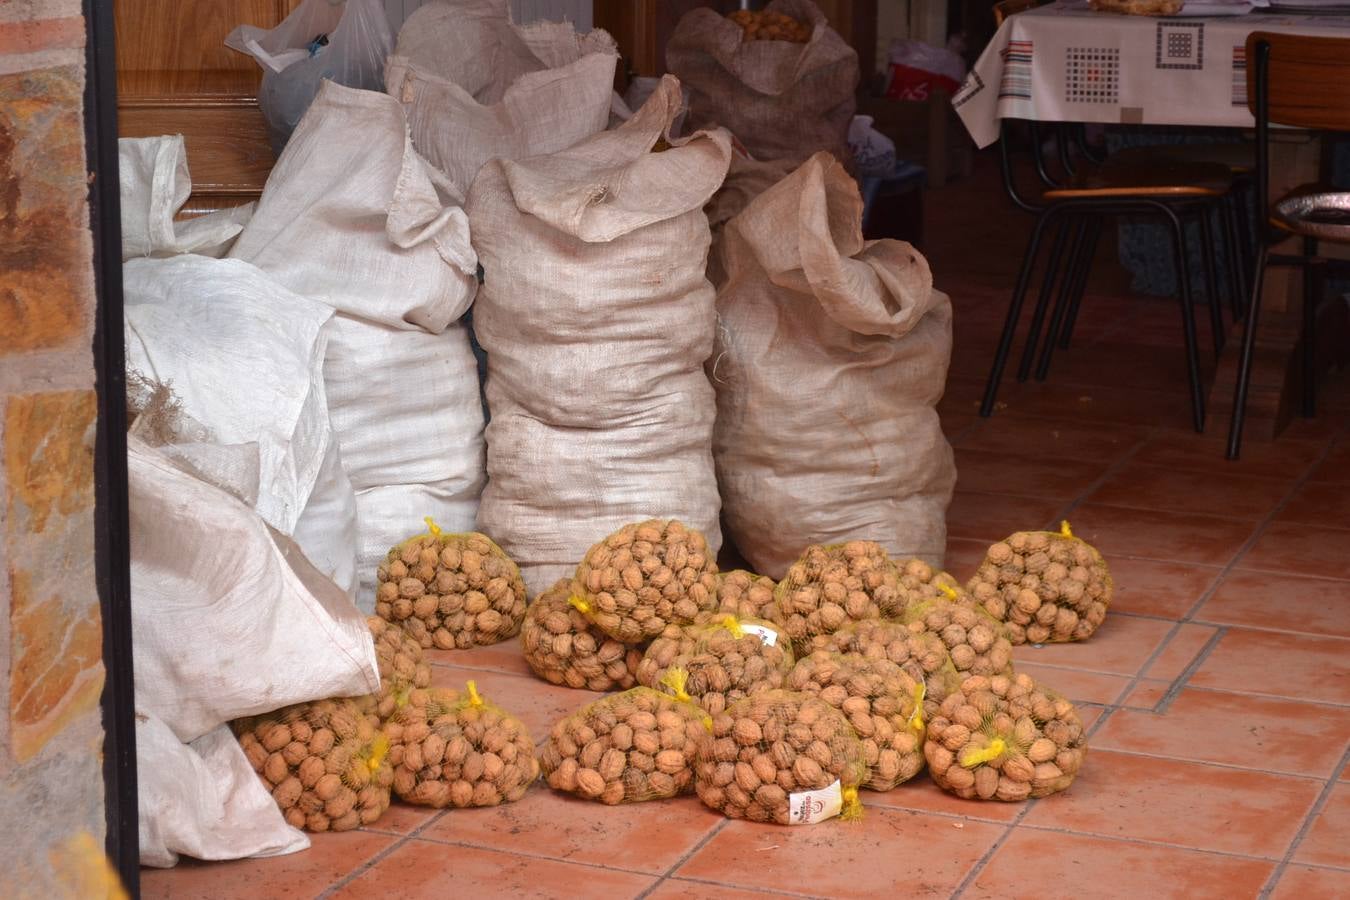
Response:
[385,0,618,197]
[710,152,955,579]
[468,75,732,595]
[666,0,858,165]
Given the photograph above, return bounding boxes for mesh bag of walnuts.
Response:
[235,697,394,833]
[521,579,643,691]
[725,8,812,43]
[903,591,1015,679]
[540,671,712,804]
[569,519,720,643]
[376,519,528,650]
[386,682,538,808]
[774,541,903,654]
[925,673,1086,801]
[716,570,781,625]
[785,651,926,791]
[354,617,433,726]
[639,615,795,715]
[966,522,1112,645]
[695,689,866,824]
[809,620,960,715]
[894,558,965,612]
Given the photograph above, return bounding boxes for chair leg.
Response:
[1303,235,1319,418]
[1227,245,1271,460]
[1220,198,1247,320]
[981,210,1059,417]
[1162,207,1206,433]
[1056,217,1102,351]
[1198,210,1225,358]
[1017,217,1074,382]
[1037,215,1095,382]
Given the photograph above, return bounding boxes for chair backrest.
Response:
[994,0,1048,27]
[1245,32,1350,131]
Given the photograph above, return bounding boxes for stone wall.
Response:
[0,0,110,894]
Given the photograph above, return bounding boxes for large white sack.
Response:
[123,256,359,595]
[468,75,732,595]
[119,135,255,261]
[138,714,309,868]
[129,437,379,743]
[385,0,618,197]
[711,152,955,578]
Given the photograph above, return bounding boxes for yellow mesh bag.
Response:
[539,671,713,804]
[521,579,643,692]
[234,697,393,832]
[695,689,867,825]
[375,518,528,650]
[966,521,1113,645]
[809,620,960,715]
[642,614,795,715]
[715,570,781,624]
[903,589,1015,678]
[893,558,966,614]
[568,519,720,643]
[924,672,1087,801]
[773,541,903,654]
[387,682,538,808]
[353,616,433,726]
[785,651,926,791]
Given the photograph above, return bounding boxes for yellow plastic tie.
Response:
[839,786,864,822]
[937,583,961,602]
[393,684,412,710]
[366,733,390,773]
[568,595,592,615]
[907,682,927,735]
[1060,520,1074,540]
[661,667,694,704]
[466,680,484,708]
[960,737,1007,769]
[717,614,744,637]
[424,516,443,537]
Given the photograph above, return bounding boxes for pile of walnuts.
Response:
[540,685,710,804]
[786,652,925,791]
[967,523,1112,644]
[694,690,867,824]
[638,616,794,715]
[356,617,432,724]
[386,683,538,808]
[925,673,1086,801]
[376,523,527,650]
[235,697,393,833]
[570,519,719,643]
[894,558,965,611]
[726,8,811,43]
[716,570,781,625]
[521,579,642,691]
[774,541,903,652]
[904,598,1014,678]
[810,620,960,714]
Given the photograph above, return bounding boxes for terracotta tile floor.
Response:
[141,151,1350,898]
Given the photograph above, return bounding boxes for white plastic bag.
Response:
[226,0,393,151]
[138,714,309,868]
[129,437,379,743]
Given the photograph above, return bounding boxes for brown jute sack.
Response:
[468,76,732,595]
[665,0,858,166]
[710,152,955,579]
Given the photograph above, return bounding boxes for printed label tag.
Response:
[739,623,778,647]
[788,779,842,825]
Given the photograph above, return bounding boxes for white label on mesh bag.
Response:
[788,779,842,825]
[739,623,778,647]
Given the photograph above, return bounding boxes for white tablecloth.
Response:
[954,2,1350,147]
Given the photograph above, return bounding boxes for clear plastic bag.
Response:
[226,0,393,151]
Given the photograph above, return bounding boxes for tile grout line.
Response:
[407,830,689,881]
[632,818,729,900]
[1012,819,1339,866]
[1080,745,1333,782]
[316,807,453,899]
[1151,626,1228,714]
[656,873,831,900]
[1258,743,1350,899]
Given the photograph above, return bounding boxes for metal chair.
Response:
[1227,31,1350,460]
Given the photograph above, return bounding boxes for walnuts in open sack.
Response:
[355,617,432,725]
[540,677,712,804]
[810,621,960,715]
[726,8,811,43]
[716,570,781,625]
[786,652,926,791]
[695,690,866,824]
[967,522,1112,645]
[571,519,719,643]
[386,683,538,808]
[376,520,528,650]
[904,597,1015,678]
[925,673,1087,801]
[235,697,393,833]
[639,616,794,715]
[521,579,643,691]
[775,541,903,653]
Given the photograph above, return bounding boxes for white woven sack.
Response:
[385,0,618,196]
[468,75,731,594]
[123,256,359,596]
[711,152,955,578]
[138,714,309,868]
[128,437,379,744]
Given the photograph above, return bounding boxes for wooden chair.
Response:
[1226,32,1350,459]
